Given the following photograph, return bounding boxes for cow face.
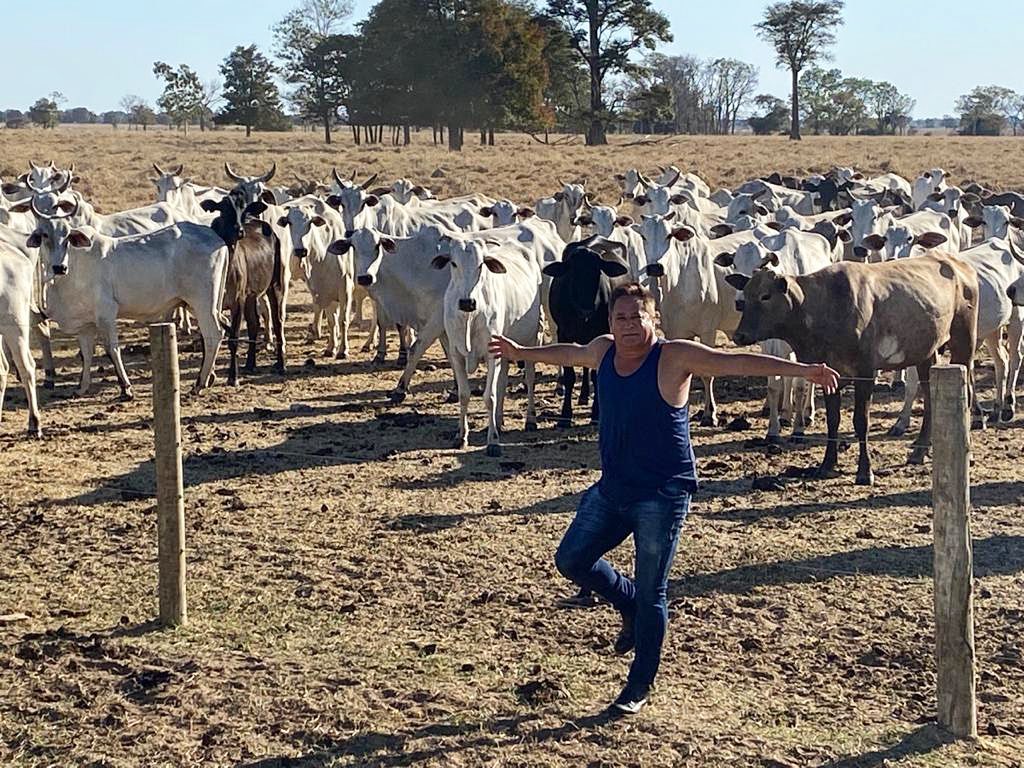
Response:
[327,185,380,231]
[388,178,418,205]
[553,182,587,219]
[340,227,400,287]
[637,213,694,275]
[976,205,1014,240]
[152,173,186,202]
[278,205,328,260]
[483,200,521,226]
[542,238,628,318]
[28,211,91,279]
[224,162,277,208]
[432,238,507,312]
[730,269,794,347]
[202,190,265,246]
[727,193,769,223]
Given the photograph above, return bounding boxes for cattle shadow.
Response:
[669,533,1024,599]
[385,488,583,533]
[819,724,955,768]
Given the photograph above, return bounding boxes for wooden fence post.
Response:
[930,363,976,738]
[150,323,187,627]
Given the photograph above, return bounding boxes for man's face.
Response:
[610,296,656,350]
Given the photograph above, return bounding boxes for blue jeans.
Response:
[555,482,690,688]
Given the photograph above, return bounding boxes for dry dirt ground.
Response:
[1,128,1024,767]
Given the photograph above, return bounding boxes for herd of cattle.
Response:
[2,158,1024,484]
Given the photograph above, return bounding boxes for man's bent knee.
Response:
[555,545,589,584]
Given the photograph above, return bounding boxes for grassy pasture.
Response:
[1,127,1023,767]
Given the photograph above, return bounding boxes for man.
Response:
[488,283,839,715]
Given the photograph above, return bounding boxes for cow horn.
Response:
[225,163,245,182]
[583,193,595,207]
[360,172,379,190]
[52,172,72,194]
[29,159,41,172]
[171,164,183,176]
[350,170,357,181]
[257,163,277,183]
[664,170,681,188]
[153,162,167,176]
[637,172,653,189]
[616,195,624,207]
[331,167,346,187]
[47,160,55,169]
[657,165,666,175]
[67,163,76,174]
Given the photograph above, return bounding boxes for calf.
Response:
[0,242,42,437]
[730,255,979,484]
[432,235,542,456]
[27,198,228,398]
[541,236,630,426]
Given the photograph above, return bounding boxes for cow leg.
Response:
[525,361,538,431]
[226,305,243,387]
[890,366,919,436]
[853,378,873,486]
[308,304,324,341]
[336,277,353,360]
[484,355,503,457]
[76,331,96,397]
[558,365,575,428]
[193,307,225,394]
[31,314,55,390]
[98,320,133,401]
[243,295,260,373]
[449,349,471,449]
[816,388,842,479]
[909,358,937,465]
[983,331,1007,424]
[766,374,783,443]
[578,366,590,406]
[590,368,599,424]
[258,294,273,352]
[698,330,719,427]
[268,284,286,375]
[496,358,510,432]
[323,303,340,358]
[396,324,409,366]
[392,318,444,402]
[792,377,810,442]
[0,340,7,426]
[1002,313,1024,421]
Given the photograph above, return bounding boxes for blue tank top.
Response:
[597,341,698,504]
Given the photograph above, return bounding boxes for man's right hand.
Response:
[489,335,521,361]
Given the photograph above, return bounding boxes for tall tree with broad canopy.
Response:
[218,45,290,137]
[755,0,844,140]
[544,0,672,145]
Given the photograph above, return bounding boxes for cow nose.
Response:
[293,248,307,259]
[645,263,664,277]
[733,330,751,346]
[1009,286,1018,302]
[458,298,477,312]
[357,275,372,287]
[52,264,68,276]
[734,299,746,312]
[948,209,957,217]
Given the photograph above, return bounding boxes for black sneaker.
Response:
[613,612,635,655]
[611,682,650,715]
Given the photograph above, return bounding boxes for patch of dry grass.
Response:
[1,127,1023,767]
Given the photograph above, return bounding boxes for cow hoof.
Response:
[907,447,928,465]
[242,364,257,374]
[759,404,770,418]
[119,390,135,402]
[323,348,336,358]
[272,363,286,375]
[556,417,572,429]
[43,379,55,391]
[766,434,783,446]
[555,384,565,397]
[525,419,538,432]
[790,433,806,445]
[873,382,891,394]
[1001,407,1014,422]
[397,354,409,366]
[890,380,906,394]
[485,443,502,458]
[335,351,349,361]
[887,422,908,437]
[471,385,484,397]
[27,427,43,439]
[855,470,874,486]
[228,377,239,388]
[814,465,840,480]
[699,415,719,428]
[443,389,458,404]
[779,417,793,429]
[450,435,468,450]
[390,389,408,404]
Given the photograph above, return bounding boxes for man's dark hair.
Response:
[609,282,656,317]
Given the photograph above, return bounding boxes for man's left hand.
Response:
[806,363,840,394]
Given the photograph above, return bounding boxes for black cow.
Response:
[541,236,630,427]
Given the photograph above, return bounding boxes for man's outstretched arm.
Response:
[664,339,841,393]
[488,334,611,370]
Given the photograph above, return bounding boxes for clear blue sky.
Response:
[2,0,1017,117]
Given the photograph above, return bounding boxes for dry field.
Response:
[1,127,1024,767]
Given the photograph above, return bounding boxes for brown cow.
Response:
[728,254,978,485]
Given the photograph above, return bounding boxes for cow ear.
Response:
[10,201,31,213]
[260,222,273,237]
[671,226,695,242]
[928,192,943,202]
[714,252,735,267]
[483,257,506,274]
[766,221,784,231]
[362,195,380,209]
[837,228,852,243]
[431,255,451,269]
[633,195,649,206]
[725,273,749,291]
[260,190,277,204]
[766,252,781,267]
[614,215,634,227]
[327,240,351,255]
[2,183,22,195]
[599,260,629,278]
[1011,218,1024,230]
[862,234,887,250]
[26,232,43,248]
[774,275,789,292]
[517,207,535,219]
[755,205,769,216]
[479,206,493,216]
[834,212,852,226]
[964,216,982,228]
[380,237,397,253]
[709,223,733,238]
[670,194,687,205]
[200,198,220,213]
[914,231,948,249]
[542,261,569,278]
[614,174,625,181]
[68,230,92,248]
[56,199,77,214]
[277,216,289,227]
[325,195,343,210]
[552,192,565,202]
[963,193,981,204]
[311,216,327,227]
[245,201,268,218]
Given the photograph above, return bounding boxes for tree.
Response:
[119,95,144,130]
[199,79,223,131]
[956,86,1009,136]
[27,96,60,128]
[626,80,673,133]
[707,58,758,134]
[217,45,289,137]
[153,62,204,134]
[747,94,788,135]
[755,0,844,140]
[133,102,156,132]
[865,81,914,134]
[545,0,672,145]
[273,0,353,143]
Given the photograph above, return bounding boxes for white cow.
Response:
[0,241,42,437]
[26,199,228,397]
[150,163,226,221]
[575,205,647,279]
[733,180,818,215]
[860,209,959,261]
[432,234,542,456]
[535,182,587,242]
[912,168,949,211]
